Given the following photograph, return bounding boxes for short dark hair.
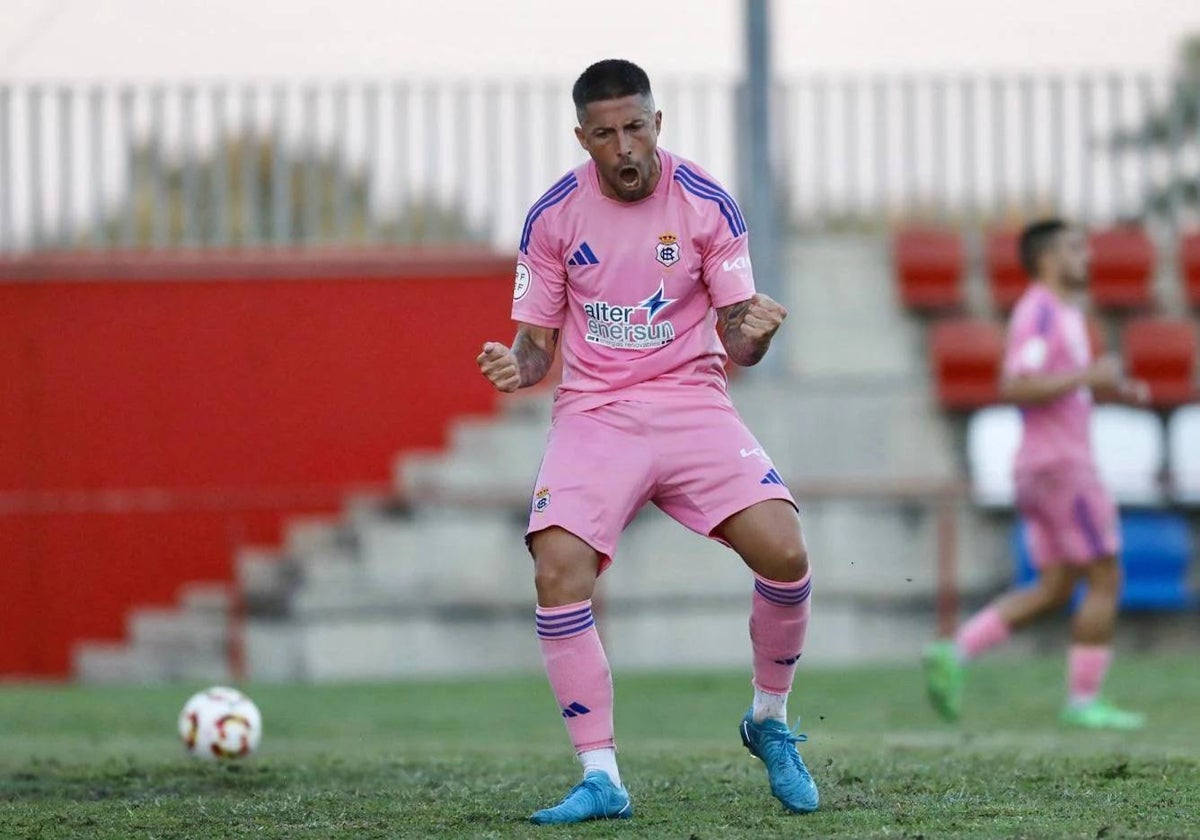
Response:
[572,59,652,120]
[1018,218,1069,277]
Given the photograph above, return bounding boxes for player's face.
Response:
[575,94,662,202]
[1056,229,1091,289]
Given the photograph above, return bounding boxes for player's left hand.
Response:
[1117,377,1151,406]
[740,293,788,342]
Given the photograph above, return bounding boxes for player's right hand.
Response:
[1086,354,1122,391]
[477,341,521,393]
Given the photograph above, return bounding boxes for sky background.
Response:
[3,0,1200,82]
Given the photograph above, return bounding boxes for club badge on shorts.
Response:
[656,233,680,268]
[533,487,551,513]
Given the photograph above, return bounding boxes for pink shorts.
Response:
[1015,464,1120,569]
[526,398,796,570]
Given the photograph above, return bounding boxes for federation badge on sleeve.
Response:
[513,262,532,301]
[533,486,551,513]
[655,233,680,268]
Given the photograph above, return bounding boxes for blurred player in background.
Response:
[924,219,1149,730]
[477,59,818,824]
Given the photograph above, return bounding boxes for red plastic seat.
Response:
[929,317,1005,410]
[1180,230,1200,310]
[894,227,964,311]
[1089,228,1155,310]
[1122,317,1198,408]
[985,228,1027,311]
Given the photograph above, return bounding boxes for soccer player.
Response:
[476,60,818,824]
[924,219,1149,730]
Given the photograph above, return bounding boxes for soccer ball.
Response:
[178,686,262,760]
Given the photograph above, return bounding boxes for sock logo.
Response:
[773,654,802,666]
[560,701,592,718]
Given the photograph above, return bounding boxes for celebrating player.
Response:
[476,59,818,824]
[924,219,1149,730]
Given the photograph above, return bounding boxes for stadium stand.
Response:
[1013,512,1196,611]
[929,317,1004,409]
[1121,317,1198,408]
[1181,229,1200,310]
[893,227,964,311]
[966,405,1021,507]
[1167,404,1200,505]
[1090,405,1166,506]
[984,228,1026,311]
[966,405,1165,508]
[1088,227,1156,310]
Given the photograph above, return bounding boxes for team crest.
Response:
[656,233,680,268]
[533,487,551,513]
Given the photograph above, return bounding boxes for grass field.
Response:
[2,656,1198,839]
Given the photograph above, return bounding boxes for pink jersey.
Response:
[1003,283,1096,474]
[510,148,755,416]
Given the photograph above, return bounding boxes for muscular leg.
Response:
[955,563,1080,660]
[717,499,819,813]
[1071,555,1120,644]
[529,527,621,788]
[715,500,811,723]
[1066,555,1120,708]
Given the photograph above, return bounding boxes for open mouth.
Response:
[617,165,642,190]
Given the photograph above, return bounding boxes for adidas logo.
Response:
[560,701,592,718]
[760,468,786,486]
[773,654,802,666]
[566,242,600,267]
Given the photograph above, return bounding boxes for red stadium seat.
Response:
[929,317,1004,410]
[1088,227,1155,310]
[985,228,1027,311]
[1180,229,1200,309]
[893,227,964,311]
[1122,318,1198,408]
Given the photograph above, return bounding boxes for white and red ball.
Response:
[178,686,262,760]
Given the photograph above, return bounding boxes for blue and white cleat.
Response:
[740,708,820,813]
[529,771,634,825]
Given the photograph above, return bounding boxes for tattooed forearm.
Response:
[717,301,770,366]
[513,328,559,387]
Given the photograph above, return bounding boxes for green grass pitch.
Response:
[2,655,1198,838]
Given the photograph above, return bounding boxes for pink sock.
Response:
[1067,644,1111,706]
[750,572,812,695]
[536,600,615,753]
[955,606,1011,661]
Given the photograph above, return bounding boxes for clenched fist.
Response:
[739,293,788,341]
[477,341,521,393]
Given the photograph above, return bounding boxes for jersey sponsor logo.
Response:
[722,255,751,273]
[740,446,767,460]
[566,241,600,267]
[583,281,677,350]
[513,262,532,301]
[656,232,681,267]
[533,486,551,513]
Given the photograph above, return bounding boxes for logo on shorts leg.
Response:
[533,486,551,513]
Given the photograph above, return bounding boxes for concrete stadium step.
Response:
[447,415,548,463]
[732,378,957,482]
[782,234,925,379]
[179,583,231,617]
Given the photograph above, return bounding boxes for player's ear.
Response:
[654,110,662,135]
[574,125,587,150]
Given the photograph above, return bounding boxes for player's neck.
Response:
[1038,277,1073,304]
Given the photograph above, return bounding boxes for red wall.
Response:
[0,250,516,677]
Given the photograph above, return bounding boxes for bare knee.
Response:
[1036,574,1077,610]
[754,535,809,583]
[530,528,600,606]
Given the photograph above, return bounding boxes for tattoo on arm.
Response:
[512,328,559,388]
[717,300,769,366]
